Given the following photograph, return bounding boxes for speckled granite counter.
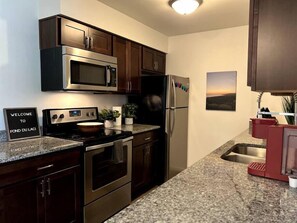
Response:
[0,137,83,164]
[107,130,297,223]
[110,124,160,135]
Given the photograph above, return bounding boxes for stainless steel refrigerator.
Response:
[129,74,189,181]
[165,75,189,179]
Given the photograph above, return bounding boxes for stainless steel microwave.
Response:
[40,46,118,92]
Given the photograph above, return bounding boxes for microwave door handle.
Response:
[106,66,111,86]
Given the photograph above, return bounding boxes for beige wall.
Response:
[167,26,285,166]
[58,0,168,52]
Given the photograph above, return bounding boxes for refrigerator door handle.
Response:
[170,79,177,136]
[172,78,177,108]
[170,108,176,137]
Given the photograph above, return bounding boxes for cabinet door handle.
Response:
[37,164,54,171]
[153,61,159,71]
[128,81,131,92]
[47,178,51,196]
[90,37,94,49]
[40,179,45,198]
[130,81,132,92]
[144,137,151,141]
[85,36,90,49]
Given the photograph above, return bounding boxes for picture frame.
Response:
[206,71,237,111]
[3,107,41,141]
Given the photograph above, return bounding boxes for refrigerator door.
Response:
[165,107,188,179]
[166,75,190,109]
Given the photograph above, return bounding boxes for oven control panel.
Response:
[49,108,98,124]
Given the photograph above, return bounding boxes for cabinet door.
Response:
[132,144,147,192]
[132,141,157,198]
[155,51,166,74]
[247,0,258,87]
[142,47,155,72]
[44,166,80,223]
[60,18,88,50]
[89,28,112,55]
[248,0,297,91]
[129,42,141,94]
[113,36,129,93]
[142,47,166,74]
[0,179,39,223]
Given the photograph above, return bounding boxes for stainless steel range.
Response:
[42,107,132,223]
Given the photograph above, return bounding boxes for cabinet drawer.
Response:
[0,148,81,188]
[133,131,158,147]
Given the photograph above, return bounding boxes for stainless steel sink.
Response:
[221,143,266,164]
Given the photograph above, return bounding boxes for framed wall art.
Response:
[206,71,237,111]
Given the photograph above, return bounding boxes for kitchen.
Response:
[0,0,297,222]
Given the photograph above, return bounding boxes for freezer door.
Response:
[166,107,188,179]
[166,75,190,109]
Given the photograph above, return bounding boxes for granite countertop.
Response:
[107,130,297,223]
[110,124,160,135]
[0,136,83,165]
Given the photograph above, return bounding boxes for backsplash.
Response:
[0,131,7,142]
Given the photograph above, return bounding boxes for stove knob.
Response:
[86,112,90,117]
[59,114,65,119]
[52,114,58,120]
[91,112,95,116]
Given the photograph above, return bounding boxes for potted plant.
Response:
[282,96,295,124]
[99,108,120,128]
[122,103,138,125]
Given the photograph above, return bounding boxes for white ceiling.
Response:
[97,0,250,36]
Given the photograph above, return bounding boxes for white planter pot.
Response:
[125,118,133,125]
[104,120,114,128]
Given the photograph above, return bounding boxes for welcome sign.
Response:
[3,108,41,141]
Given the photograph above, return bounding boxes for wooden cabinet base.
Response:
[132,131,160,200]
[0,149,81,223]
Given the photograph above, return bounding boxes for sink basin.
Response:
[221,143,266,164]
[231,144,266,158]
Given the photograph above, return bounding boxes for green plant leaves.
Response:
[282,96,295,125]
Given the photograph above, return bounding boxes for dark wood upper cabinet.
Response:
[142,46,166,75]
[248,0,297,92]
[60,18,88,50]
[40,16,112,55]
[113,36,141,94]
[88,28,112,55]
[130,42,141,94]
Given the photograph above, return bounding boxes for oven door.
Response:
[63,54,117,92]
[84,137,132,204]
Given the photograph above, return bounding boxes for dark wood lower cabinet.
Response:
[0,166,80,223]
[0,179,39,223]
[0,149,81,223]
[44,167,80,223]
[132,130,159,199]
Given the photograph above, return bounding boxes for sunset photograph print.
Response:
[206,71,237,111]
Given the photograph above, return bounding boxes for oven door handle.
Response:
[85,136,133,152]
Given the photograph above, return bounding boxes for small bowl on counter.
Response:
[77,122,103,134]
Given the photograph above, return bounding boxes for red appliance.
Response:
[248,118,297,182]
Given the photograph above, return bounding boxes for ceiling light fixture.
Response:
[169,0,202,15]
